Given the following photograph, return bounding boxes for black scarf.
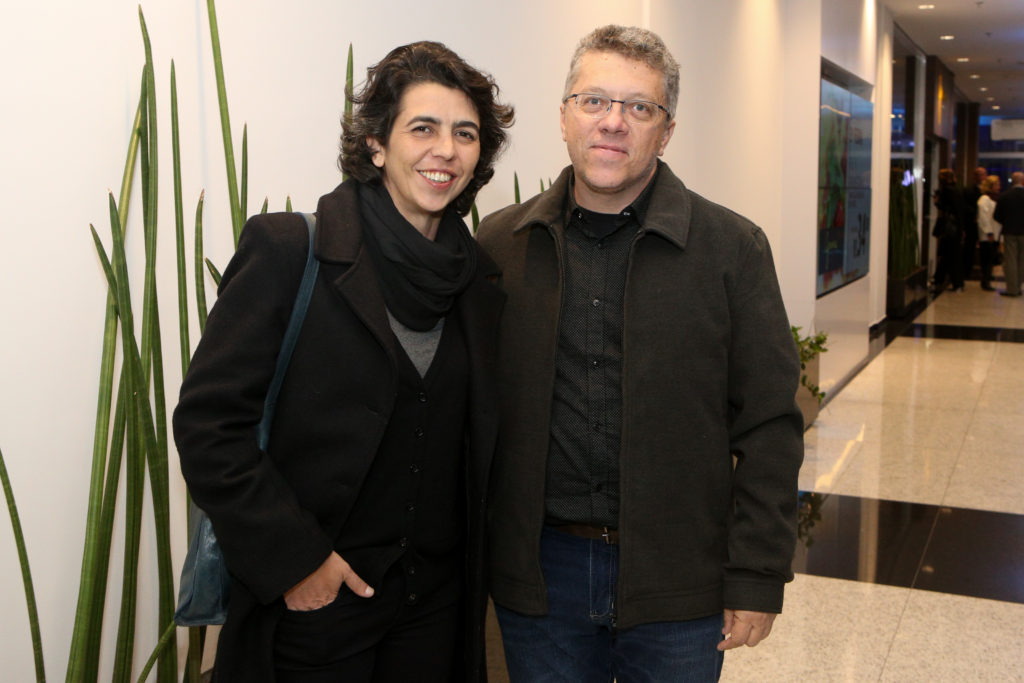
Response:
[357,181,477,331]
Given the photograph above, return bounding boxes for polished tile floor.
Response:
[722,281,1024,681]
[486,279,1024,682]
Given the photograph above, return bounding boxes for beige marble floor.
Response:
[722,285,1024,681]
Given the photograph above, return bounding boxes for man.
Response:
[477,25,804,682]
[963,166,986,287]
[994,171,1024,297]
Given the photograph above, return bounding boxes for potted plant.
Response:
[792,326,828,429]
[886,165,927,317]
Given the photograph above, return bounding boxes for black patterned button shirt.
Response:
[544,169,658,529]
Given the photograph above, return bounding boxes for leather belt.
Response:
[555,524,619,545]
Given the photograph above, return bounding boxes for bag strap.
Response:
[256,212,319,451]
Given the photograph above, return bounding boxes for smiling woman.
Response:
[367,82,482,238]
[172,40,513,683]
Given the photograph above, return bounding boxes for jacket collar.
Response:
[315,180,363,264]
[511,161,692,250]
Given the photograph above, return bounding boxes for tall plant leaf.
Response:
[92,191,174,682]
[240,124,248,221]
[66,73,145,683]
[136,621,177,683]
[342,43,353,182]
[0,446,46,682]
[171,60,190,377]
[205,259,223,287]
[83,369,129,677]
[206,0,243,245]
[194,191,209,334]
[137,13,177,680]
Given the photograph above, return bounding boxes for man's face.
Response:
[560,50,675,213]
[974,167,987,186]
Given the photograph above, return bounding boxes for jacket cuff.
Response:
[722,575,786,614]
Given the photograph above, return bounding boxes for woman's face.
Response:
[369,82,481,238]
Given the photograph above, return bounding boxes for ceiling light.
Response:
[980,87,988,92]
[957,57,970,63]
[992,105,1001,111]
[918,4,935,9]
[940,35,955,41]
[987,97,995,101]
[970,74,981,79]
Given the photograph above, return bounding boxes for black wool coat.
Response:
[173,180,504,681]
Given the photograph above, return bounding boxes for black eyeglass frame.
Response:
[563,92,671,122]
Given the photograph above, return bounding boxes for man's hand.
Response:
[717,609,776,651]
[283,551,374,611]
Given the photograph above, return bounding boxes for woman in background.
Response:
[174,41,513,682]
[977,174,1002,291]
[931,168,966,293]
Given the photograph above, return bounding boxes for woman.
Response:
[977,174,1002,291]
[174,42,513,682]
[931,168,966,293]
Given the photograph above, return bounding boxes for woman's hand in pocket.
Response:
[284,551,374,611]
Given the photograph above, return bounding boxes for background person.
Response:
[931,168,966,293]
[994,171,1024,297]
[977,174,1002,291]
[173,41,513,682]
[477,25,803,683]
[962,166,986,284]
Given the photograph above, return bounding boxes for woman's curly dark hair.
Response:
[340,41,515,216]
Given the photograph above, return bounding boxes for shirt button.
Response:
[406,503,416,512]
[400,537,408,548]
[414,427,425,438]
[407,565,417,575]
[407,593,418,604]
[592,298,601,307]
[410,464,422,473]
[597,241,605,250]
[417,392,427,403]
[591,359,600,368]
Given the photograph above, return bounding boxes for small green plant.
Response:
[791,326,828,405]
[888,165,920,279]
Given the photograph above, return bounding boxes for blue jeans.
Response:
[495,526,724,683]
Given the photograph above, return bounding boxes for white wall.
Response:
[0,1,891,679]
[815,0,890,396]
[871,9,895,328]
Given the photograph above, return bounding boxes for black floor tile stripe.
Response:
[793,492,1024,604]
[900,323,1024,343]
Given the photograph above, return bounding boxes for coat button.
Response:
[400,537,408,548]
[407,593,417,604]
[414,427,425,438]
[418,392,428,403]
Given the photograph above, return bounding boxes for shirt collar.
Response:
[564,165,660,239]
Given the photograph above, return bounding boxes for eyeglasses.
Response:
[564,93,670,123]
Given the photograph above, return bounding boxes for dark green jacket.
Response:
[476,163,803,628]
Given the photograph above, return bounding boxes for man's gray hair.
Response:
[562,25,680,120]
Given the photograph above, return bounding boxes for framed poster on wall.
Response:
[817,72,873,297]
